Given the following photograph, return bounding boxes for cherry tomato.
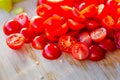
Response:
[114,31,120,48]
[71,42,90,60]
[115,17,120,30]
[42,43,62,60]
[78,32,92,46]
[66,30,80,38]
[3,20,22,35]
[80,4,97,18]
[85,19,100,30]
[20,28,36,43]
[84,0,98,5]
[90,27,107,42]
[67,18,85,30]
[89,44,105,61]
[58,35,77,53]
[14,12,29,28]
[32,35,47,50]
[98,38,116,52]
[30,16,44,34]
[101,15,115,30]
[6,33,25,49]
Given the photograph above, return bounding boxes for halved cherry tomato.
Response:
[30,16,44,34]
[67,18,85,30]
[58,35,77,53]
[71,42,90,60]
[90,27,107,42]
[89,44,105,61]
[32,35,47,50]
[42,43,62,60]
[14,12,29,28]
[6,33,25,49]
[98,38,116,52]
[3,20,22,35]
[78,32,92,46]
[20,28,36,43]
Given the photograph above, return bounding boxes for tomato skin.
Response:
[67,18,85,30]
[114,31,120,49]
[78,32,92,47]
[89,44,105,61]
[13,12,29,28]
[20,28,36,43]
[115,17,120,30]
[71,42,90,60]
[6,33,25,49]
[98,38,116,52]
[42,43,62,60]
[90,27,107,42]
[3,20,22,35]
[85,19,100,30]
[58,35,77,53]
[32,35,47,50]
[30,16,44,34]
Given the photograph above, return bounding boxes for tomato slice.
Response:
[14,12,29,28]
[58,35,77,53]
[89,44,105,61]
[42,43,62,60]
[90,27,107,42]
[6,33,25,49]
[71,42,90,60]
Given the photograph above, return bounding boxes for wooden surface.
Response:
[1,0,120,80]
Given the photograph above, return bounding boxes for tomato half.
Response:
[6,33,25,49]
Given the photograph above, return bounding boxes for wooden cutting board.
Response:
[0,0,120,80]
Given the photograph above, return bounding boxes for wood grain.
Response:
[0,0,120,80]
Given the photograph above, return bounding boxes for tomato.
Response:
[71,42,90,60]
[66,30,80,38]
[6,33,25,49]
[30,16,44,34]
[67,18,85,30]
[89,44,105,61]
[32,35,47,50]
[74,1,86,10]
[36,4,53,18]
[115,17,120,30]
[20,28,36,43]
[85,19,100,30]
[98,38,116,52]
[58,35,77,53]
[13,12,29,28]
[114,31,120,48]
[3,20,22,35]
[90,27,107,42]
[42,43,62,60]
[84,0,98,5]
[101,15,115,30]
[80,4,97,18]
[78,32,92,46]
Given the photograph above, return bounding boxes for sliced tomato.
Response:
[6,33,25,49]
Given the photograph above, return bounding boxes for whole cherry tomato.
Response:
[42,43,62,60]
[6,33,25,49]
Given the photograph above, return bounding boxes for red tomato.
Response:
[66,30,80,38]
[20,28,36,43]
[115,17,120,30]
[58,35,77,53]
[71,42,90,60]
[42,43,62,60]
[36,4,53,18]
[14,12,29,28]
[98,38,116,52]
[32,35,47,50]
[114,31,120,48]
[101,15,115,30]
[67,18,85,30]
[80,4,97,18]
[78,32,92,46]
[84,0,98,5]
[3,20,22,35]
[30,16,44,34]
[89,44,105,61]
[6,33,25,49]
[85,19,100,30]
[90,27,107,42]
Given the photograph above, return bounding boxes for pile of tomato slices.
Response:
[3,0,120,61]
